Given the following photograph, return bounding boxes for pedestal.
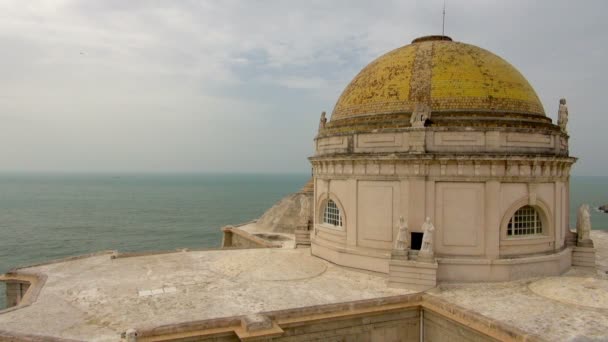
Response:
[391,248,409,260]
[409,130,426,153]
[387,259,438,291]
[572,246,596,267]
[417,250,435,263]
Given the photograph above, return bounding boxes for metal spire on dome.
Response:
[442,0,446,36]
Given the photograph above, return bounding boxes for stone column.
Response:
[399,179,410,227]
[425,180,435,226]
[565,178,571,244]
[346,178,358,248]
[408,178,426,233]
[484,180,500,259]
[554,181,563,250]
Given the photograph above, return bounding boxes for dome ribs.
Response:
[328,36,547,128]
[408,41,434,106]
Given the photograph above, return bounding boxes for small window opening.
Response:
[507,205,543,236]
[323,199,342,227]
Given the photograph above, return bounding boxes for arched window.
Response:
[507,205,543,236]
[323,199,342,227]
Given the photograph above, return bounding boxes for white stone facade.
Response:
[310,124,574,282]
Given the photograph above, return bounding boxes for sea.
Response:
[0,174,606,309]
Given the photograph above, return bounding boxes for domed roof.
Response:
[331,36,545,121]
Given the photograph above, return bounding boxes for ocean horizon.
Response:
[0,173,606,309]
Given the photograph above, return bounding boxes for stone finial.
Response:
[410,103,431,128]
[393,216,409,256]
[576,204,593,247]
[418,217,435,262]
[319,111,327,131]
[557,98,568,133]
[124,329,138,342]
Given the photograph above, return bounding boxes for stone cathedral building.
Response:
[310,35,577,285]
[0,36,606,342]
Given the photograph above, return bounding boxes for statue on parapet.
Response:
[418,217,435,262]
[392,216,409,259]
[319,111,327,131]
[576,204,593,247]
[410,103,431,128]
[558,98,568,133]
[394,216,409,250]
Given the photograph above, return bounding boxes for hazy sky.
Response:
[0,1,606,175]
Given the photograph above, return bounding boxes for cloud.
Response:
[265,76,327,90]
[0,0,606,174]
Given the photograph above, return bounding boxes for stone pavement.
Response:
[427,230,608,342]
[0,248,408,341]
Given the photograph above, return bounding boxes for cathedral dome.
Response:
[311,34,575,285]
[331,35,545,123]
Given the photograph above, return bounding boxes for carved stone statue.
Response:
[420,217,435,252]
[319,111,327,131]
[410,103,431,128]
[418,217,435,262]
[394,216,409,250]
[557,98,568,133]
[576,204,593,247]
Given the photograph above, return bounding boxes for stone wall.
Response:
[226,233,263,248]
[311,155,573,281]
[273,308,420,341]
[125,306,526,342]
[423,309,498,342]
[127,294,538,342]
[316,128,569,156]
[221,227,276,249]
[130,308,421,342]
[4,281,29,308]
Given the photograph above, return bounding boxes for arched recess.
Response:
[499,196,555,255]
[316,192,347,231]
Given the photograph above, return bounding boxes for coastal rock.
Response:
[254,179,313,233]
[600,204,608,213]
[222,179,313,248]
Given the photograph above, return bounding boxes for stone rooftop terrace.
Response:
[0,248,408,341]
[429,230,608,341]
[0,231,607,341]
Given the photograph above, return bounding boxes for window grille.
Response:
[323,200,342,227]
[507,206,543,236]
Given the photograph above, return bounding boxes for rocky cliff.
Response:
[254,179,313,233]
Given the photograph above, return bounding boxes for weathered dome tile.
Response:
[331,36,545,121]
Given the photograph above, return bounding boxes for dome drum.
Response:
[314,128,569,158]
[318,111,560,138]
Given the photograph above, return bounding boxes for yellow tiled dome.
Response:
[331,36,545,120]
